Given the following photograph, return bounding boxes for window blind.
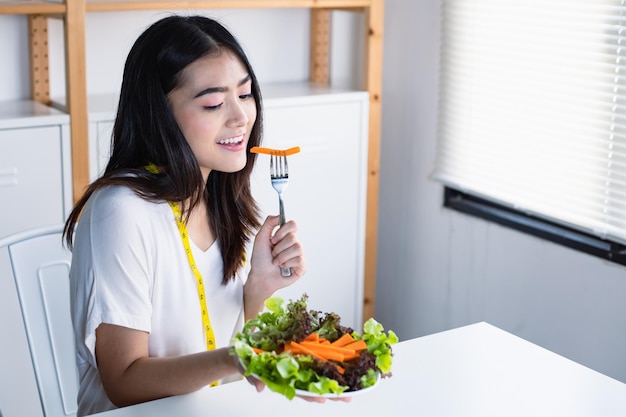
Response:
[433,0,626,245]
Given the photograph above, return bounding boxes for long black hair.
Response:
[63,15,263,283]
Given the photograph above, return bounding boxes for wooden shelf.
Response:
[1,0,384,321]
[0,1,65,14]
[85,0,370,12]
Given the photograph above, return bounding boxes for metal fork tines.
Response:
[270,153,292,277]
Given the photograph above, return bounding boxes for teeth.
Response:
[218,135,243,145]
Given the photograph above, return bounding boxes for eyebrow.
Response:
[193,74,251,98]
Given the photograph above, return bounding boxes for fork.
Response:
[270,152,292,277]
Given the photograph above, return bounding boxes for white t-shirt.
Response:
[69,186,245,417]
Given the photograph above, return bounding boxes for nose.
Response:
[226,99,250,128]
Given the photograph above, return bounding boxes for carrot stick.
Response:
[293,342,343,362]
[284,343,305,354]
[343,352,361,361]
[297,342,346,362]
[331,333,355,347]
[252,347,266,354]
[301,341,355,356]
[286,333,368,363]
[303,333,319,342]
[289,341,329,362]
[250,146,301,156]
[343,339,368,351]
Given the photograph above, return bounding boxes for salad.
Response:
[230,294,398,399]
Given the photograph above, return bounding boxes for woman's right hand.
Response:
[244,215,307,319]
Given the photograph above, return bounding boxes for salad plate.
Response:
[230,294,397,400]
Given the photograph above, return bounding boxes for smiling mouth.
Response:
[218,135,244,145]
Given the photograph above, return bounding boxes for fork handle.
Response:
[278,197,292,277]
[278,196,286,226]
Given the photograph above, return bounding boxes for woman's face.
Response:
[167,50,257,179]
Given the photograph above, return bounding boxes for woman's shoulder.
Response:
[92,184,142,202]
[86,185,168,224]
[73,185,176,263]
[93,185,163,206]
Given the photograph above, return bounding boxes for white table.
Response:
[93,322,626,416]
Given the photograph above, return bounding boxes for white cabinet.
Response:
[252,84,369,328]
[0,101,71,240]
[87,83,369,328]
[87,94,118,180]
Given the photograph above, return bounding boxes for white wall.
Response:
[0,16,30,101]
[377,0,626,384]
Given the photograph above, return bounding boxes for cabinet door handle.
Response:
[0,168,18,187]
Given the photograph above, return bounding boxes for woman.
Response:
[63,15,307,416]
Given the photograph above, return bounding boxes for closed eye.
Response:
[203,103,222,110]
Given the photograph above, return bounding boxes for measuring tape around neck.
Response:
[146,163,218,387]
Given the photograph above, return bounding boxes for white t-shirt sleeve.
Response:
[71,186,157,364]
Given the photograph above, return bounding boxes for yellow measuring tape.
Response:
[145,164,218,387]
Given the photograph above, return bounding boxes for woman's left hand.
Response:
[244,215,307,315]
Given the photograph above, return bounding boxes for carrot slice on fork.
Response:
[250,146,301,156]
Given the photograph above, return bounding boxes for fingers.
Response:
[248,216,307,289]
[333,396,352,402]
[269,218,297,243]
[258,217,306,277]
[257,215,281,242]
[297,394,326,403]
[245,375,266,392]
[295,394,352,403]
[271,220,306,277]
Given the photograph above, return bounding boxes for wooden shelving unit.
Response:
[0,1,65,14]
[0,0,384,321]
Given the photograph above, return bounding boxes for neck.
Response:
[200,167,211,184]
[185,199,214,251]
